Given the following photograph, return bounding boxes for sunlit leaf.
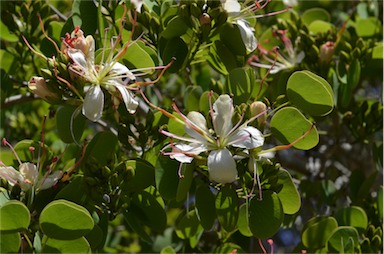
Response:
[301,216,338,249]
[0,200,30,232]
[215,185,239,232]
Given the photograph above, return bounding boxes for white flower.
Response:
[221,0,257,52]
[28,76,59,102]
[161,94,264,184]
[66,28,138,121]
[0,163,62,192]
[282,0,298,7]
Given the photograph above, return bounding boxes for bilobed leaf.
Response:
[0,232,21,253]
[301,216,338,249]
[326,226,359,253]
[287,71,334,116]
[195,184,216,230]
[302,8,331,26]
[39,199,94,240]
[270,107,319,150]
[249,190,284,239]
[0,200,30,232]
[276,169,301,215]
[56,106,86,144]
[335,206,368,233]
[42,236,91,253]
[155,156,179,200]
[215,185,239,232]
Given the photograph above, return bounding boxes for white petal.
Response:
[68,49,88,69]
[237,20,257,52]
[185,112,211,143]
[213,95,234,137]
[38,171,63,190]
[170,143,208,163]
[229,126,264,149]
[82,85,104,121]
[114,84,139,114]
[222,0,241,15]
[208,149,237,184]
[282,0,298,7]
[19,163,38,185]
[85,35,95,63]
[296,51,305,64]
[0,166,23,186]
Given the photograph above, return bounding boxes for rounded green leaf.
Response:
[0,200,30,232]
[287,71,334,116]
[326,226,359,253]
[84,224,103,251]
[301,216,338,249]
[124,211,152,243]
[215,185,239,232]
[39,200,94,240]
[308,20,334,34]
[84,131,118,166]
[161,15,189,39]
[124,159,155,192]
[355,17,381,37]
[161,37,188,73]
[276,169,301,215]
[175,210,203,239]
[249,190,284,239]
[215,243,246,253]
[270,107,319,150]
[161,246,176,254]
[123,42,155,70]
[155,156,179,200]
[335,206,368,233]
[195,184,216,230]
[130,191,167,232]
[0,20,18,42]
[176,163,194,202]
[238,203,252,237]
[226,67,254,104]
[184,86,203,112]
[0,232,20,253]
[220,23,246,56]
[302,8,331,26]
[42,236,91,253]
[56,106,86,144]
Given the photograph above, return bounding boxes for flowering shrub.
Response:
[0,0,382,253]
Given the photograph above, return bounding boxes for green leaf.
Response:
[238,203,252,237]
[184,86,203,112]
[42,236,91,253]
[130,191,167,232]
[84,224,103,251]
[0,20,18,42]
[55,176,87,205]
[326,226,359,253]
[0,200,30,232]
[56,106,86,144]
[355,17,381,37]
[372,43,383,59]
[0,49,15,73]
[276,169,301,215]
[335,206,368,233]
[207,41,230,75]
[175,210,203,239]
[161,246,176,254]
[161,37,188,73]
[308,20,334,34]
[84,131,118,166]
[123,42,155,70]
[270,107,319,150]
[347,59,361,91]
[215,243,246,253]
[124,159,155,192]
[176,163,194,202]
[226,67,254,104]
[215,185,239,232]
[213,40,238,73]
[124,211,152,243]
[301,216,338,249]
[39,199,94,240]
[161,15,189,39]
[220,23,246,56]
[287,71,334,116]
[378,186,383,219]
[72,0,97,35]
[0,232,20,253]
[155,156,180,200]
[302,8,331,26]
[199,91,219,115]
[195,184,216,230]
[249,190,284,239]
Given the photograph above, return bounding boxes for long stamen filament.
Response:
[2,138,22,165]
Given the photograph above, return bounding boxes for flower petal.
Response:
[171,143,208,163]
[82,85,104,121]
[185,111,212,143]
[229,126,264,149]
[208,149,237,184]
[113,83,139,114]
[222,0,241,15]
[19,163,38,185]
[67,49,88,69]
[38,171,63,190]
[213,94,234,138]
[237,20,257,52]
[0,166,23,186]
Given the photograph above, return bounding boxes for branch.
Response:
[1,94,40,109]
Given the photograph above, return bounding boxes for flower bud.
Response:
[199,13,211,25]
[319,41,335,65]
[250,101,267,126]
[28,76,59,102]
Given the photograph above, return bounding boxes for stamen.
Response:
[178,163,184,179]
[252,6,291,19]
[133,58,175,87]
[22,36,47,60]
[256,47,279,98]
[258,239,267,254]
[2,138,22,165]
[38,15,60,54]
[268,239,274,254]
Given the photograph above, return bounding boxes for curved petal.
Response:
[229,126,264,149]
[0,166,23,186]
[185,111,212,143]
[237,20,257,52]
[111,62,136,82]
[213,94,234,138]
[67,49,88,69]
[38,171,63,191]
[208,149,237,184]
[19,163,38,185]
[84,35,95,64]
[222,0,241,15]
[82,85,104,121]
[171,143,208,163]
[113,83,139,114]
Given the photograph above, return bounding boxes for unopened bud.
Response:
[319,41,335,65]
[199,13,211,25]
[250,101,267,125]
[28,76,59,101]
